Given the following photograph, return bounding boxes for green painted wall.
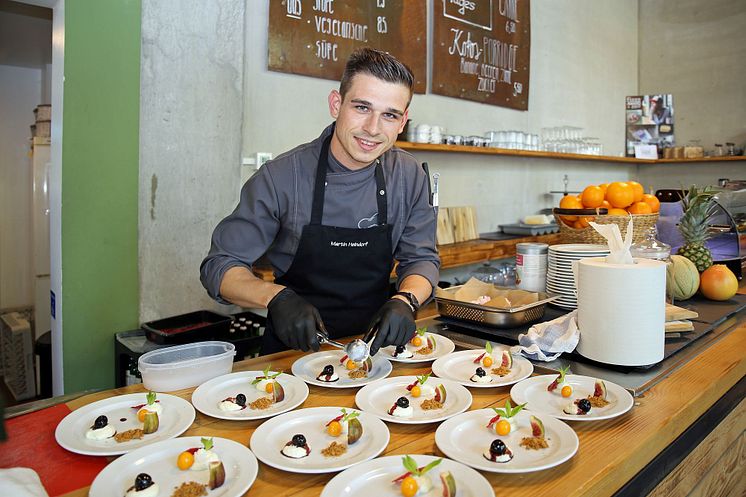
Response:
[62,0,141,392]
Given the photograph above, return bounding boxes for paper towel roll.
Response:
[576,257,666,366]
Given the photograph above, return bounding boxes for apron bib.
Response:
[262,135,393,354]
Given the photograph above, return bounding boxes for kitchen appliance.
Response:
[656,186,746,278]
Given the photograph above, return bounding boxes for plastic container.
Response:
[138,341,235,392]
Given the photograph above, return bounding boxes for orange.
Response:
[177,451,194,470]
[598,183,608,194]
[572,220,585,229]
[627,201,653,215]
[642,193,660,213]
[699,265,738,301]
[607,208,629,216]
[628,181,644,203]
[559,195,583,222]
[581,185,605,208]
[606,182,634,208]
[575,216,594,228]
[496,419,511,436]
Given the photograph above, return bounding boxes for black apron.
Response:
[262,135,393,354]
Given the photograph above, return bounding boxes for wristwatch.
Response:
[394,291,420,312]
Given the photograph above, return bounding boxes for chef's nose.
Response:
[363,112,381,136]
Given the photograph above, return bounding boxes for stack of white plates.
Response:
[547,244,610,309]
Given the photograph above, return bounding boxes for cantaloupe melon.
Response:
[667,255,700,300]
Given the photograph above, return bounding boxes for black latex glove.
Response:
[267,288,324,352]
[366,298,416,356]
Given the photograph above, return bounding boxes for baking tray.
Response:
[499,223,560,236]
[434,286,559,328]
[143,310,232,344]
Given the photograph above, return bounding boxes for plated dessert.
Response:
[171,437,226,492]
[291,350,392,388]
[86,391,162,444]
[432,347,532,389]
[246,365,285,409]
[335,354,374,380]
[383,328,456,363]
[393,455,456,497]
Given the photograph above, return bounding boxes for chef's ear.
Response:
[328,89,342,119]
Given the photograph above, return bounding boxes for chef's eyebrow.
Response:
[350,98,405,117]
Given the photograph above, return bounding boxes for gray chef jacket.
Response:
[200,123,440,304]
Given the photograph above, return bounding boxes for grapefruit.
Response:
[699,265,738,301]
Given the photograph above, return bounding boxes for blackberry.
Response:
[577,399,591,413]
[235,393,246,406]
[475,367,486,377]
[396,396,410,408]
[322,364,334,375]
[134,473,153,491]
[490,439,507,455]
[291,434,306,447]
[93,415,108,429]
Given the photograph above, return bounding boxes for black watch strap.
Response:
[394,291,420,311]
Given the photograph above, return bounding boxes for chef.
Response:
[200,48,439,356]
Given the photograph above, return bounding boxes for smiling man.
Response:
[201,48,440,356]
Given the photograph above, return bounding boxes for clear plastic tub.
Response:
[138,341,235,392]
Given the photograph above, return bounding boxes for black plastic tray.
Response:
[143,310,231,344]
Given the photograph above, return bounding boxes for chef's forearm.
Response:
[219,266,285,308]
[394,274,433,309]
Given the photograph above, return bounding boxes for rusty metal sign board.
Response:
[268,0,427,94]
[432,0,531,109]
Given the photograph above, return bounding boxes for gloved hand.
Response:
[267,288,324,352]
[365,298,416,356]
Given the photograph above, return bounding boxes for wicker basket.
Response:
[553,208,659,244]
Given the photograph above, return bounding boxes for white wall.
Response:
[0,65,40,309]
[637,0,746,190]
[242,0,638,232]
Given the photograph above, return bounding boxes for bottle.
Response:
[726,142,736,156]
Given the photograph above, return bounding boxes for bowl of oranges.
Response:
[552,181,660,244]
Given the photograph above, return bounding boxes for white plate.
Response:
[354,376,472,424]
[291,350,392,388]
[88,436,257,497]
[431,349,533,388]
[549,244,609,254]
[321,454,495,497]
[249,406,389,474]
[381,333,456,363]
[435,409,578,473]
[191,371,309,421]
[55,393,195,456]
[510,374,634,421]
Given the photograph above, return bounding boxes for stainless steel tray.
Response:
[435,286,559,328]
[499,223,560,236]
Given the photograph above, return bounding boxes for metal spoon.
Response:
[316,332,370,362]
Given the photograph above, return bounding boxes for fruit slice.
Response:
[594,379,607,400]
[486,414,500,429]
[434,384,447,403]
[406,379,419,391]
[209,460,226,490]
[347,417,363,445]
[530,415,545,437]
[339,354,349,365]
[143,411,159,434]
[473,352,486,364]
[440,471,457,497]
[361,357,373,373]
[500,350,513,369]
[272,381,285,403]
[426,335,437,351]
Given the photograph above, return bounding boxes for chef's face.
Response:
[328,73,410,170]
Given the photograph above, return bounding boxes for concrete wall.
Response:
[241,0,638,233]
[638,0,746,189]
[139,0,245,321]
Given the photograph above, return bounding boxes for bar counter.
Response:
[53,314,745,496]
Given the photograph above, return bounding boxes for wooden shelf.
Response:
[252,232,562,282]
[395,141,746,165]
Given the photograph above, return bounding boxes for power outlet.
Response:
[256,152,273,168]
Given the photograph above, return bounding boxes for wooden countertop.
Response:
[59,315,746,497]
[253,232,562,281]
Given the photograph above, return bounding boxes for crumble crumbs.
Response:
[491,366,511,377]
[170,481,207,497]
[348,369,368,379]
[520,436,549,450]
[321,441,347,457]
[420,399,444,410]
[114,429,143,443]
[587,395,610,408]
[415,346,433,355]
[249,396,274,410]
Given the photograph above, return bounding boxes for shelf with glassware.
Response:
[394,141,746,164]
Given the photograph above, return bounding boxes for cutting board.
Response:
[449,206,479,243]
[665,303,699,322]
[436,208,455,245]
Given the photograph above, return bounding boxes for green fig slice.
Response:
[501,350,513,368]
[361,357,373,373]
[594,379,607,400]
[272,381,285,403]
[530,415,545,437]
[426,335,437,351]
[209,460,226,489]
[143,411,159,434]
[434,384,447,403]
[440,471,457,497]
[347,417,363,445]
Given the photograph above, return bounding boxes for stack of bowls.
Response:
[546,244,610,310]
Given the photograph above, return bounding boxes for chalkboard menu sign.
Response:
[268,1,427,94]
[432,0,531,110]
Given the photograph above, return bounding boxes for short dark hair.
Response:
[339,48,414,103]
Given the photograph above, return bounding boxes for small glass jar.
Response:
[714,144,724,157]
[630,227,673,302]
[726,142,736,156]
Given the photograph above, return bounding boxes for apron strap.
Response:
[310,135,389,226]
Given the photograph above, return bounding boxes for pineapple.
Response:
[677,186,717,272]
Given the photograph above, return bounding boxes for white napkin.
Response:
[510,310,579,361]
[0,468,49,497]
[589,218,634,264]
